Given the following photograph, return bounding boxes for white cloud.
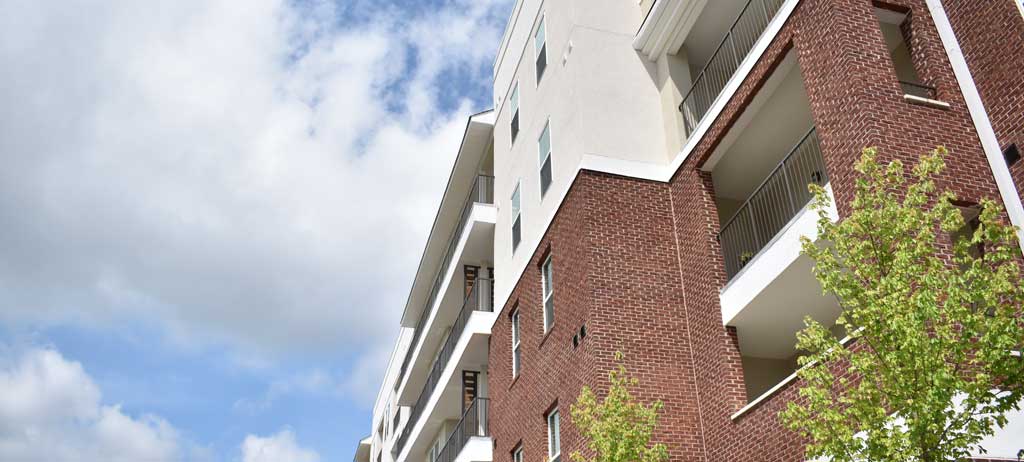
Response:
[241,429,320,462]
[233,343,390,414]
[233,369,335,415]
[0,347,186,462]
[340,343,394,403]
[0,0,511,370]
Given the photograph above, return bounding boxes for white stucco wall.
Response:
[491,0,669,309]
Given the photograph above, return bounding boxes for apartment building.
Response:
[355,1,1024,462]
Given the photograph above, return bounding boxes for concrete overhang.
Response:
[396,312,494,462]
[400,110,495,328]
[354,435,372,462]
[633,0,708,60]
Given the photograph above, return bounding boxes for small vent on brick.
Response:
[1004,144,1021,167]
[572,324,587,350]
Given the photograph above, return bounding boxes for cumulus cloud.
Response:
[0,346,187,461]
[241,429,320,462]
[0,0,511,365]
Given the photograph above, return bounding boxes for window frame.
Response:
[538,119,553,197]
[511,308,522,377]
[512,445,523,462]
[510,82,520,146]
[511,181,522,253]
[546,408,561,462]
[534,15,547,84]
[541,254,554,333]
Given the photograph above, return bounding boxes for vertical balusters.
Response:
[717,128,825,281]
[678,0,786,138]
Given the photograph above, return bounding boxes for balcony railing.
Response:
[395,279,494,458]
[718,127,826,280]
[433,398,490,462]
[679,0,786,135]
[900,80,937,100]
[396,175,495,392]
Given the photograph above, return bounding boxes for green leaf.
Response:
[779,147,1024,462]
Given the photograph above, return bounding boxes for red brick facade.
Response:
[488,1,1019,461]
[489,171,705,462]
[943,0,1024,198]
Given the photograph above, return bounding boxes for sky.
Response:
[0,0,513,460]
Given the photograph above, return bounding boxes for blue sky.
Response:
[0,0,512,460]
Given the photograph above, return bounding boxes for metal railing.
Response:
[396,175,495,392]
[433,398,490,462]
[899,80,937,100]
[395,279,494,457]
[679,0,785,135]
[718,127,826,280]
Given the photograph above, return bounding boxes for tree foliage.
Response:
[780,147,1024,462]
[570,353,668,462]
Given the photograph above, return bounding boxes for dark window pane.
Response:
[540,156,552,196]
[536,45,547,82]
[1004,144,1021,167]
[512,217,521,251]
[511,111,519,143]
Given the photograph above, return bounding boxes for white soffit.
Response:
[399,109,494,327]
[633,0,708,60]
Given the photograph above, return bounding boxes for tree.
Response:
[779,147,1024,462]
[570,352,668,462]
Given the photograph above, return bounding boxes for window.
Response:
[952,203,984,260]
[383,404,391,440]
[513,445,523,462]
[873,6,935,99]
[547,409,561,462]
[511,309,522,377]
[1004,143,1021,167]
[538,121,552,197]
[534,17,547,83]
[511,182,522,252]
[428,433,443,462]
[541,255,554,333]
[510,83,520,144]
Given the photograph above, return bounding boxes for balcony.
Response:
[395,279,494,460]
[696,49,811,278]
[396,175,495,391]
[678,0,786,137]
[718,127,826,280]
[714,127,842,408]
[691,51,844,408]
[714,127,843,409]
[874,7,947,108]
[433,398,490,462]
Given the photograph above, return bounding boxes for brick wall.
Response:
[488,1,1012,461]
[1013,155,1024,197]
[943,0,1024,198]
[488,171,706,462]
[668,0,1005,460]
